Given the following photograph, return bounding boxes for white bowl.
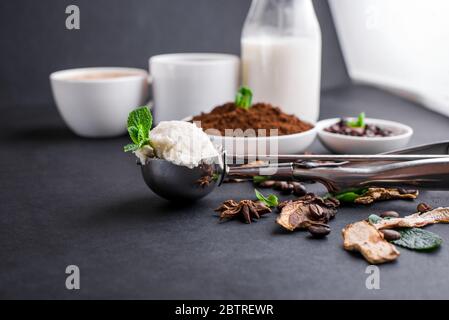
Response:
[183,117,317,155]
[316,118,413,154]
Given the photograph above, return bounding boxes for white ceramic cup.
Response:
[50,67,149,137]
[149,53,240,124]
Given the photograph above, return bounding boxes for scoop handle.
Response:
[292,157,449,192]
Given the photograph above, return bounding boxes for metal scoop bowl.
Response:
[139,157,224,201]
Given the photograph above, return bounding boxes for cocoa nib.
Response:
[276,193,340,232]
[215,199,271,224]
[354,187,418,204]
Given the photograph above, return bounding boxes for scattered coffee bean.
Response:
[292,182,306,196]
[417,202,432,213]
[397,187,418,195]
[283,183,294,194]
[380,229,401,241]
[380,210,400,218]
[261,179,308,196]
[308,224,331,238]
[259,180,276,188]
[274,181,287,191]
[309,204,324,219]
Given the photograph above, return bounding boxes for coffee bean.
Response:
[380,210,400,218]
[308,224,331,238]
[417,202,432,213]
[308,204,324,219]
[398,187,418,195]
[326,197,340,207]
[292,182,306,197]
[380,229,401,241]
[259,180,275,188]
[273,181,286,191]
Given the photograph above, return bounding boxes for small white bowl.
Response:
[316,118,413,154]
[183,117,317,155]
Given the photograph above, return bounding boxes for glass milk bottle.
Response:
[241,0,322,122]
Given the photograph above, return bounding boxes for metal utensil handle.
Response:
[385,140,449,155]
[230,140,449,163]
[231,154,449,162]
[292,157,449,192]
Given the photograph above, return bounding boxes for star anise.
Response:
[215,199,271,224]
[196,175,213,188]
[195,164,215,188]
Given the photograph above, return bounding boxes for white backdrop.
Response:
[329,0,449,116]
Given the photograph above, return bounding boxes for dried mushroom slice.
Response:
[373,207,449,230]
[342,220,400,264]
[354,188,418,204]
[276,194,339,231]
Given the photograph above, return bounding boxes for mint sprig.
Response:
[347,112,365,128]
[255,189,279,208]
[235,86,253,110]
[124,106,153,152]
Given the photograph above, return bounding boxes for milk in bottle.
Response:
[241,0,322,123]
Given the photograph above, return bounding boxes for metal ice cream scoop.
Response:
[138,141,449,201]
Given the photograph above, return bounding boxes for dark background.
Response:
[3,1,449,300]
[0,0,348,108]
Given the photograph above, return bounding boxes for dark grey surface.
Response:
[2,84,449,299]
[0,0,346,107]
[2,0,448,300]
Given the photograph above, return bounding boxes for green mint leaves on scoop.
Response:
[235,86,253,110]
[255,189,279,208]
[347,112,366,128]
[124,106,153,152]
[392,228,442,251]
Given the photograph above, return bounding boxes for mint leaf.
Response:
[127,126,140,145]
[392,228,442,251]
[253,175,271,184]
[335,192,360,203]
[125,106,153,152]
[368,214,383,224]
[255,189,279,208]
[235,86,253,110]
[332,187,368,203]
[347,112,366,128]
[124,144,139,152]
